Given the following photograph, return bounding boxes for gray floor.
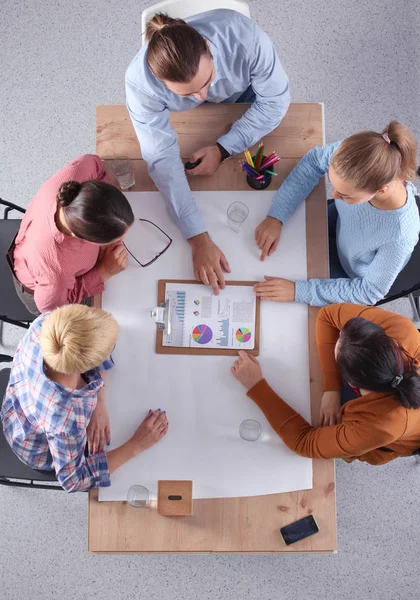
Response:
[1,1,420,598]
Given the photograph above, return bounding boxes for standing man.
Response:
[126,9,290,293]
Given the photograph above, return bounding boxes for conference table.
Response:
[89,103,336,553]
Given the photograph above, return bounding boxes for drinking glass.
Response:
[112,156,135,190]
[127,485,150,508]
[227,201,249,232]
[239,419,262,442]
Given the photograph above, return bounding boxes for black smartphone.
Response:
[280,515,319,546]
[185,158,202,170]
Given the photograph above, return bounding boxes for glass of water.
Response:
[227,201,249,232]
[112,156,135,190]
[127,485,150,508]
[239,419,262,442]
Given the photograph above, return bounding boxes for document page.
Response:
[163,283,257,350]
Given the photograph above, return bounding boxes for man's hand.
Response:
[189,233,231,295]
[254,276,295,302]
[231,351,264,391]
[255,217,282,261]
[87,394,111,454]
[317,391,342,427]
[186,145,223,176]
[97,242,128,281]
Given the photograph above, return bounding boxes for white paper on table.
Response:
[99,191,313,501]
[164,282,257,349]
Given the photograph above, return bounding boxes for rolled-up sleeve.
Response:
[125,78,206,239]
[218,23,290,155]
[48,432,110,493]
[33,268,104,313]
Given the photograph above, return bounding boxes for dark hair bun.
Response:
[57,181,82,207]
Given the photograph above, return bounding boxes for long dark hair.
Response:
[337,317,420,409]
[145,13,211,82]
[57,180,134,243]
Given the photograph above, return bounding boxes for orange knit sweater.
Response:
[247,304,420,465]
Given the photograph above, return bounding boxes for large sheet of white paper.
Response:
[99,191,312,501]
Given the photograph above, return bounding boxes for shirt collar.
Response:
[206,38,226,85]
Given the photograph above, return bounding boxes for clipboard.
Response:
[155,280,261,356]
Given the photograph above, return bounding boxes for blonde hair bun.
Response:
[40,304,119,375]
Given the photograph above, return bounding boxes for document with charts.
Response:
[163,282,256,350]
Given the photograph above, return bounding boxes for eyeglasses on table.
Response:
[123,218,172,267]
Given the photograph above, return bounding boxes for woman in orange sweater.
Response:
[231,304,420,465]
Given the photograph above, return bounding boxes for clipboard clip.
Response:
[150,300,172,335]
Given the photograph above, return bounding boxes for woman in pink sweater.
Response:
[10,155,134,314]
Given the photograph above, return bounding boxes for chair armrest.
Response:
[0,198,26,218]
[0,355,13,363]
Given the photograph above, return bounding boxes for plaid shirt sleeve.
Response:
[47,431,111,493]
[97,355,114,372]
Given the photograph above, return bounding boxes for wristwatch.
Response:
[216,142,231,162]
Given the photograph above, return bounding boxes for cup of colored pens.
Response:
[241,144,279,190]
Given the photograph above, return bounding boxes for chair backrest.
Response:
[0,219,36,322]
[141,0,250,45]
[0,367,59,486]
[380,196,420,301]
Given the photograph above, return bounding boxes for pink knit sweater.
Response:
[14,155,108,312]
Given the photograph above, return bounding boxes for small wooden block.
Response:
[157,480,193,516]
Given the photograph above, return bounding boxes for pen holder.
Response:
[246,155,272,190]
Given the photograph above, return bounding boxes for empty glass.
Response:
[112,156,135,190]
[227,201,249,232]
[239,419,262,442]
[127,485,150,508]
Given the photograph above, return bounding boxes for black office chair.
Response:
[0,356,62,490]
[0,198,35,330]
[376,195,420,322]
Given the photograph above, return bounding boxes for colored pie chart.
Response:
[192,324,213,344]
[236,327,252,343]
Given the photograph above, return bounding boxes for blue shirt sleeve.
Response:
[125,78,207,239]
[267,142,342,224]
[217,22,290,155]
[295,239,414,306]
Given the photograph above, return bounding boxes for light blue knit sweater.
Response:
[267,142,420,306]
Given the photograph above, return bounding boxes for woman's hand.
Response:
[317,391,342,427]
[87,396,111,454]
[255,217,282,261]
[97,242,128,281]
[130,409,168,454]
[254,276,295,302]
[231,351,264,391]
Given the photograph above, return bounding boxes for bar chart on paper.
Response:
[163,282,257,350]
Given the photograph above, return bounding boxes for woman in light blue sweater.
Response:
[254,121,419,306]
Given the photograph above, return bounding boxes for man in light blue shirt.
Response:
[125,9,290,293]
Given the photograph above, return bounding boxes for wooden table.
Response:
[89,103,336,553]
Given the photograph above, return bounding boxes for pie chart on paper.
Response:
[192,324,213,345]
[236,327,252,343]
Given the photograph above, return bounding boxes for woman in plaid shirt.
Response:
[1,304,168,492]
